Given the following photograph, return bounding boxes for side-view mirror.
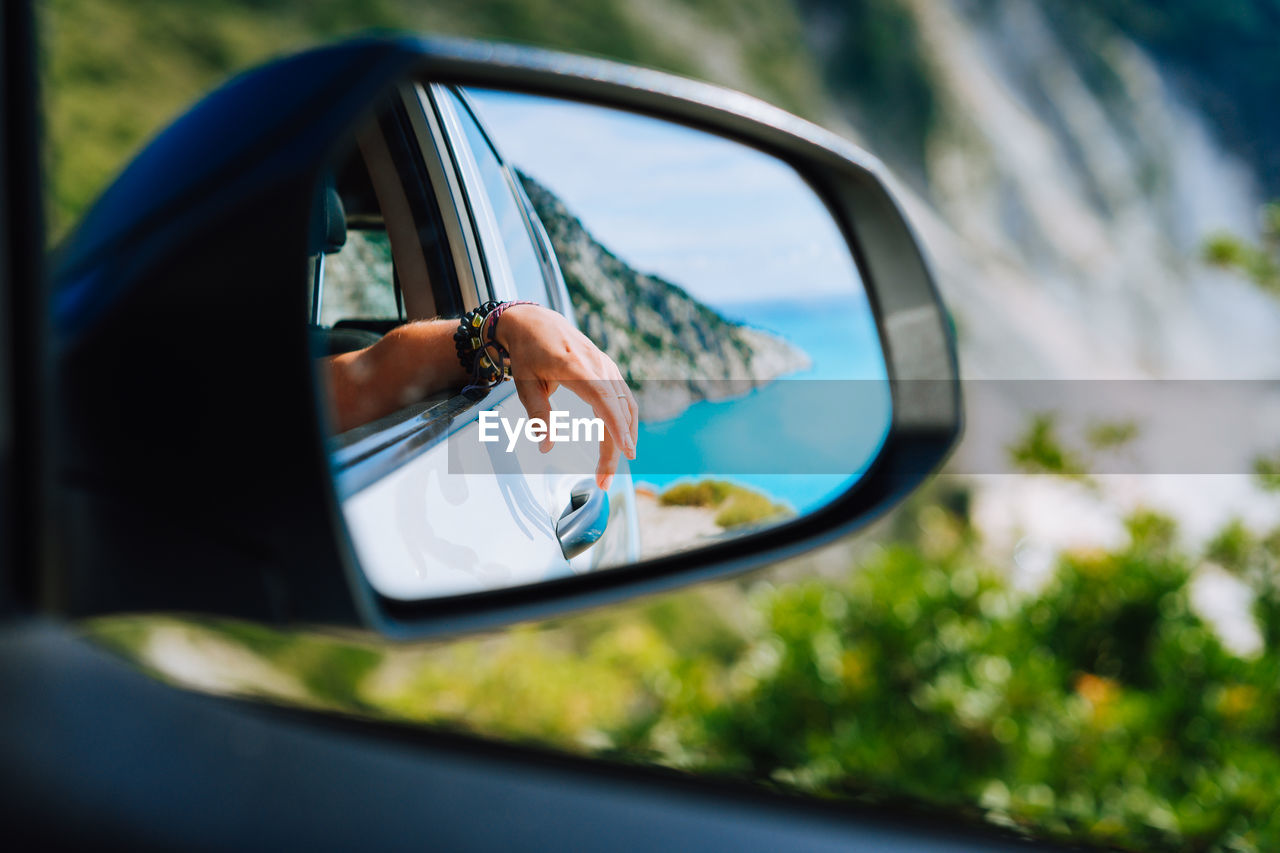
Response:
[50,36,960,637]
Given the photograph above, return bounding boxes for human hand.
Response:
[494,304,638,490]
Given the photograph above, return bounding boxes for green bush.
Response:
[1007,413,1088,477]
[658,479,736,508]
[658,479,789,529]
[1202,202,1280,295]
[87,492,1280,850]
[712,490,788,529]
[1253,451,1280,492]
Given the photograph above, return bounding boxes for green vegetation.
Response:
[712,491,789,529]
[659,479,737,507]
[659,479,791,529]
[794,0,938,186]
[1205,519,1259,574]
[41,0,395,236]
[1086,419,1139,452]
[1008,414,1150,479]
[1254,451,1280,493]
[40,0,825,240]
[1202,202,1280,295]
[639,331,666,352]
[1007,414,1088,477]
[85,483,1280,850]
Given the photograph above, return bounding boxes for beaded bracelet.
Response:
[453,300,536,394]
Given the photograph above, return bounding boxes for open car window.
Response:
[320,91,479,458]
[320,230,399,327]
[323,95,465,333]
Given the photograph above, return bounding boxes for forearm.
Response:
[321,305,636,489]
[324,319,469,433]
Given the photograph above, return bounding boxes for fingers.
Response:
[514,379,555,453]
[586,378,629,492]
[567,374,634,463]
[503,311,636,481]
[565,355,636,490]
[599,358,637,460]
[627,393,639,450]
[609,378,637,458]
[608,367,639,454]
[595,429,621,491]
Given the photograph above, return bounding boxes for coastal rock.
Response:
[518,172,810,422]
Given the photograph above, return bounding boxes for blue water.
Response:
[632,292,892,512]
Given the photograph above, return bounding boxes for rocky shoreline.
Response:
[519,172,810,422]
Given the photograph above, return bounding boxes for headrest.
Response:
[309,177,347,256]
[308,325,381,357]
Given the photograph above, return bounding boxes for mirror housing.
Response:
[50,35,960,636]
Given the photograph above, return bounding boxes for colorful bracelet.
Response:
[454,300,536,394]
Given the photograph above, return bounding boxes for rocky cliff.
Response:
[518,172,810,422]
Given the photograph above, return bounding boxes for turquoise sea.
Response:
[631,292,892,512]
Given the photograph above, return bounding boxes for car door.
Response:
[331,83,637,603]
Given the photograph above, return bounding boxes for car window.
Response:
[317,96,481,453]
[320,229,399,326]
[442,87,552,306]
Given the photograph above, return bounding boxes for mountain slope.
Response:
[517,172,810,421]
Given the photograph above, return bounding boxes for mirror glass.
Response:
[316,83,891,601]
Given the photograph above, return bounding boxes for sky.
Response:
[464,88,866,307]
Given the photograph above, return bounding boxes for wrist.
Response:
[491,302,538,352]
[453,301,540,392]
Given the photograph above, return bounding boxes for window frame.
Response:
[403,83,486,313]
[430,83,557,308]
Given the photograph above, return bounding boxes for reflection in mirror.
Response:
[316,83,890,603]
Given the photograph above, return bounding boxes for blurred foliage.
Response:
[1253,451,1280,493]
[658,479,791,529]
[1202,201,1280,295]
[1086,420,1139,452]
[86,485,1280,850]
[712,490,789,529]
[660,479,738,508]
[38,0,825,239]
[1007,413,1087,478]
[793,0,938,187]
[1205,519,1258,575]
[1009,414,1150,480]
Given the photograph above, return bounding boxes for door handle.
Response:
[556,479,609,559]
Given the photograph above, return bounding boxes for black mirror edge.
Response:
[47,34,960,637]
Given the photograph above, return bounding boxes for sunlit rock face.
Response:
[519,172,809,422]
[873,0,1276,382]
